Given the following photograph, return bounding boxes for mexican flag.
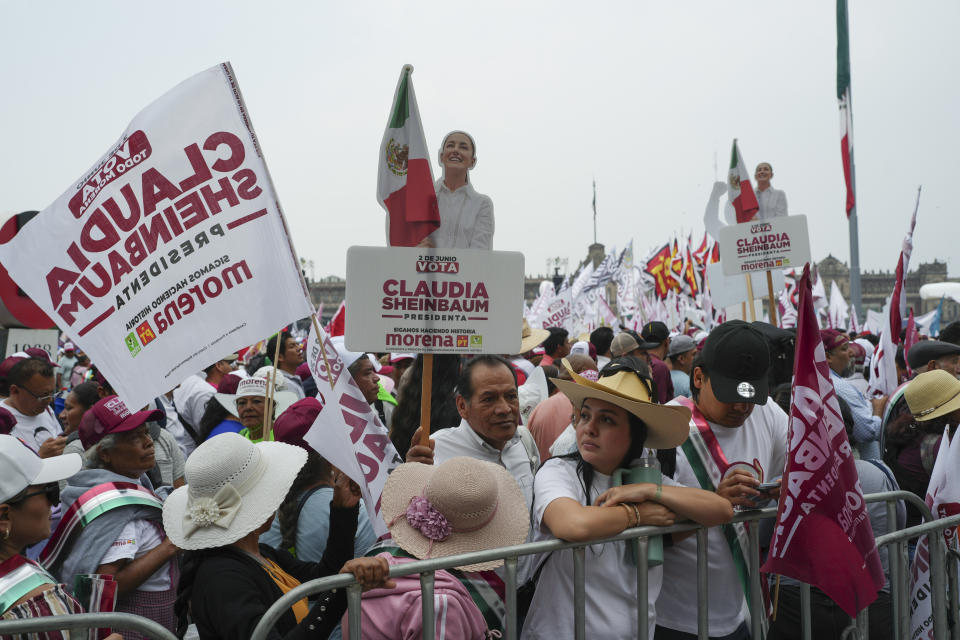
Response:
[727,139,759,223]
[377,65,440,246]
[837,0,856,217]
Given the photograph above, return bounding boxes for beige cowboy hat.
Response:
[381,457,529,571]
[905,369,960,422]
[520,318,550,354]
[550,358,691,449]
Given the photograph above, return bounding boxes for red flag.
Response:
[325,301,346,337]
[762,263,884,617]
[643,244,676,299]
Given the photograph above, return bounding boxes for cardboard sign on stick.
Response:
[0,64,313,410]
[706,263,786,310]
[717,215,812,276]
[345,246,523,354]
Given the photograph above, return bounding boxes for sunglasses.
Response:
[601,360,655,397]
[9,484,60,506]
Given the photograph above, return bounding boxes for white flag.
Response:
[0,64,312,410]
[303,316,403,536]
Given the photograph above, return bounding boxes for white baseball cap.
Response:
[0,435,81,503]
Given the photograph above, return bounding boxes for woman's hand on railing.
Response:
[331,469,362,509]
[632,502,677,527]
[340,556,396,591]
[594,482,658,507]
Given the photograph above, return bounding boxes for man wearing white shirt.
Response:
[414,355,539,582]
[172,354,238,436]
[2,357,64,456]
[755,162,788,220]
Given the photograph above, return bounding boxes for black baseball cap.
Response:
[699,321,770,405]
[640,322,670,346]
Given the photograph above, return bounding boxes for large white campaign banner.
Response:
[0,64,313,410]
[303,315,402,536]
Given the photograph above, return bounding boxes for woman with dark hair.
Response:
[522,358,732,639]
[197,374,244,441]
[389,354,462,458]
[57,381,101,479]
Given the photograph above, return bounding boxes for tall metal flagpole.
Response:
[839,0,862,319]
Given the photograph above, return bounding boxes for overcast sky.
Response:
[3,1,958,285]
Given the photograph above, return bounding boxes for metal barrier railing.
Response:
[0,611,178,639]
[250,490,959,640]
[0,491,951,640]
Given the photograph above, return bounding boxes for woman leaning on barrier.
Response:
[0,433,122,640]
[522,357,733,640]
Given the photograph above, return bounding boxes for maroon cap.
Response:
[848,341,866,364]
[216,373,243,395]
[295,362,312,382]
[820,329,850,354]
[0,407,15,435]
[79,395,163,450]
[0,356,26,383]
[24,348,55,367]
[273,397,322,451]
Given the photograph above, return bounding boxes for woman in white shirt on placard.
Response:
[522,357,732,640]
[419,131,494,250]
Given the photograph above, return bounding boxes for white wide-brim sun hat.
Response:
[162,432,307,550]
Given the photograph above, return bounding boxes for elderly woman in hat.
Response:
[522,357,733,639]
[0,435,116,638]
[165,433,392,639]
[43,396,178,638]
[213,376,298,443]
[344,456,530,638]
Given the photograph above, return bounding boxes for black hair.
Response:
[560,356,654,497]
[197,396,233,441]
[689,354,709,402]
[541,365,560,395]
[277,452,331,551]
[245,352,268,377]
[70,382,100,411]
[390,355,462,458]
[267,331,293,367]
[940,321,960,346]
[455,355,517,401]
[8,358,54,388]
[772,382,792,415]
[590,327,614,357]
[859,333,880,347]
[347,354,373,377]
[542,327,569,357]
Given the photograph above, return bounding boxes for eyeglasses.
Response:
[9,484,60,506]
[14,384,56,404]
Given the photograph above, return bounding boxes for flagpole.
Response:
[592,179,598,245]
[839,0,863,321]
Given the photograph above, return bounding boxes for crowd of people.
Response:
[0,310,957,640]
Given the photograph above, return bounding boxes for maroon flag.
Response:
[903,310,919,378]
[762,263,884,617]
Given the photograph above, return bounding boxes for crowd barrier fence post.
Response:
[636,535,650,640]
[504,555,519,640]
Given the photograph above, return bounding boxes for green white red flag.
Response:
[837,0,856,217]
[727,139,759,223]
[377,65,439,247]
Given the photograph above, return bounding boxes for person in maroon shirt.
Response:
[639,322,675,404]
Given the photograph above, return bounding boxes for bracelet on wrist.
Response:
[620,503,635,528]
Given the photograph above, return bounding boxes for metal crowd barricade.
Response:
[249,489,960,640]
[3,491,951,640]
[0,611,178,639]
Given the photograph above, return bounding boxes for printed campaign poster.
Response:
[717,214,811,275]
[0,63,313,410]
[345,246,523,354]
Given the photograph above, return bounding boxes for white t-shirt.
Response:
[655,400,788,635]
[522,457,676,640]
[99,520,170,591]
[2,401,61,451]
[172,374,215,432]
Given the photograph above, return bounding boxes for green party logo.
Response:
[125,332,142,357]
[470,335,483,348]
